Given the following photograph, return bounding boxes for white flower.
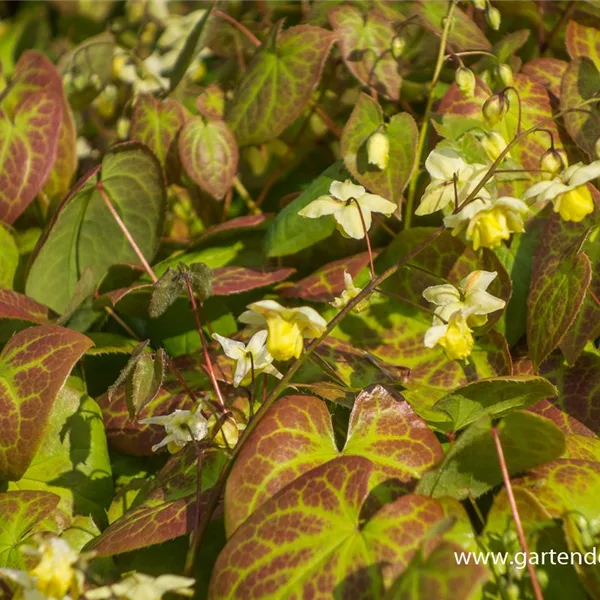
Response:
[423,270,505,327]
[331,271,369,312]
[86,573,194,600]
[444,196,529,250]
[416,148,491,216]
[239,300,327,361]
[523,161,598,223]
[366,131,390,169]
[113,49,168,95]
[212,330,282,387]
[140,407,208,453]
[298,179,396,239]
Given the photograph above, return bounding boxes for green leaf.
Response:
[7,384,113,525]
[85,333,140,356]
[130,94,185,167]
[417,1,491,51]
[168,7,212,92]
[0,325,92,480]
[225,386,443,535]
[0,50,63,223]
[566,20,600,70]
[417,411,566,500]
[0,225,18,288]
[125,349,166,419]
[341,93,417,205]
[149,268,186,319]
[527,250,591,370]
[26,143,167,314]
[0,490,60,568]
[384,541,490,600]
[561,58,600,157]
[433,376,557,432]
[264,161,348,257]
[226,24,336,147]
[329,6,402,101]
[179,116,238,200]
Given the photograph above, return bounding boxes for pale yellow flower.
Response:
[424,311,475,361]
[140,407,208,453]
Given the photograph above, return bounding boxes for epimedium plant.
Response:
[0,1,599,599]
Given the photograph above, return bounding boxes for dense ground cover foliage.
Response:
[0,0,600,598]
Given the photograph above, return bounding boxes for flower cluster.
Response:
[423,271,506,361]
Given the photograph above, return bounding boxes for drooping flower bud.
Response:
[392,36,406,59]
[117,117,131,140]
[539,147,567,178]
[496,63,513,87]
[481,131,507,161]
[482,92,508,126]
[367,130,390,170]
[473,0,487,9]
[485,6,501,30]
[455,66,476,98]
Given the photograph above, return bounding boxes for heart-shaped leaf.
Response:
[0,50,63,223]
[341,93,417,206]
[0,490,60,568]
[226,24,336,147]
[225,386,443,535]
[26,143,167,314]
[433,376,558,432]
[130,94,185,167]
[213,456,445,599]
[329,6,402,101]
[179,116,239,199]
[0,325,92,480]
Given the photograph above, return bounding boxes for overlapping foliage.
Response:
[0,1,599,599]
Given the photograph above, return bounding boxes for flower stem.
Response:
[351,199,375,279]
[97,182,158,283]
[233,176,262,215]
[213,9,261,48]
[491,426,544,600]
[404,0,458,230]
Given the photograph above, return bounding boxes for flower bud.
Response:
[496,63,513,87]
[117,117,131,140]
[455,66,476,98]
[485,6,501,30]
[482,92,508,126]
[473,0,487,9]
[392,36,406,59]
[595,136,600,160]
[367,130,389,170]
[210,415,240,448]
[539,148,567,178]
[481,131,507,161]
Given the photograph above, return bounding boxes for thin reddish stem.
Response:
[183,278,226,411]
[491,426,544,600]
[352,199,375,279]
[213,9,261,47]
[313,103,342,139]
[97,182,158,283]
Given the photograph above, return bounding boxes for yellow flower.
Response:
[30,538,82,599]
[424,312,474,361]
[444,197,529,251]
[239,300,327,362]
[524,161,599,223]
[554,185,594,223]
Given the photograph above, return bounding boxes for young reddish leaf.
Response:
[329,6,402,101]
[212,266,295,295]
[196,84,226,119]
[0,325,92,480]
[197,214,271,244]
[279,251,372,302]
[417,411,565,500]
[433,376,558,432]
[417,1,491,51]
[341,93,417,205]
[213,457,445,599]
[42,94,76,201]
[0,288,51,324]
[561,58,600,157]
[566,20,600,69]
[130,94,186,167]
[385,541,490,600]
[226,24,336,147]
[26,143,167,314]
[527,251,591,371]
[225,387,443,535]
[0,51,63,223]
[0,490,60,568]
[179,116,238,199]
[521,58,567,98]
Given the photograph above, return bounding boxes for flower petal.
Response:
[416,181,455,215]
[298,196,342,218]
[566,160,600,186]
[422,284,460,306]
[424,323,448,348]
[357,193,396,215]
[246,329,269,355]
[212,333,245,359]
[523,180,554,200]
[245,300,286,317]
[233,356,250,387]
[335,203,371,239]
[466,289,506,315]
[460,270,497,293]
[425,147,466,180]
[330,179,365,202]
